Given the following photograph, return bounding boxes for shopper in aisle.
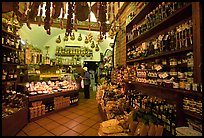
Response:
[82,67,90,99]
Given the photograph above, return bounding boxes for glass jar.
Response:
[169,57,177,67]
[179,79,186,89]
[185,82,191,90]
[192,83,198,91]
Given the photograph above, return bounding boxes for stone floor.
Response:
[16,90,103,136]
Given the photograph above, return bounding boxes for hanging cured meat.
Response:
[27,2,41,21]
[75,2,90,21]
[52,2,62,19]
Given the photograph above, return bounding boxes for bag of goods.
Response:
[140,124,149,136]
[148,124,156,136]
[129,121,138,135]
[154,125,164,136]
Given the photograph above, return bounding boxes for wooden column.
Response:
[192,2,202,83]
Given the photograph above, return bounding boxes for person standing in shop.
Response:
[82,67,90,99]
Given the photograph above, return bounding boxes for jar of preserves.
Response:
[179,79,186,89]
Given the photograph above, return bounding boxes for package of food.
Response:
[140,124,149,136]
[101,125,124,134]
[134,121,144,136]
[154,125,164,136]
[148,124,156,136]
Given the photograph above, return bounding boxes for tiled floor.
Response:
[16,90,103,136]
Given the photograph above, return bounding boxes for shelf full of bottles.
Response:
[126,2,192,46]
[127,18,193,62]
[127,90,177,136]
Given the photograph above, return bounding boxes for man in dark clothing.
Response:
[82,67,90,99]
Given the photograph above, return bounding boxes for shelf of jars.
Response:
[2,44,21,51]
[2,91,28,136]
[2,29,20,39]
[55,46,93,57]
[126,2,192,46]
[183,97,202,120]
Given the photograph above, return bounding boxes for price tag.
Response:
[155,65,162,71]
[162,72,169,79]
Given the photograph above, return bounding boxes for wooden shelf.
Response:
[183,110,202,120]
[2,29,20,38]
[126,81,202,98]
[126,3,192,46]
[2,62,19,66]
[2,106,28,136]
[127,46,193,63]
[2,45,20,51]
[2,79,18,83]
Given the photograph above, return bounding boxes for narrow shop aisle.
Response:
[16,90,103,136]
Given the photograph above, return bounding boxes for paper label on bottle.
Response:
[142,42,147,49]
[164,34,169,40]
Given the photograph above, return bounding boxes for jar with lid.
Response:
[164,79,173,88]
[173,78,179,89]
[169,57,177,67]
[179,79,186,89]
[185,82,191,90]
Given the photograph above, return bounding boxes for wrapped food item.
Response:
[101,125,124,134]
[100,119,120,128]
[140,124,149,136]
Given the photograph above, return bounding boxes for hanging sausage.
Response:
[75,2,89,21]
[44,2,51,35]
